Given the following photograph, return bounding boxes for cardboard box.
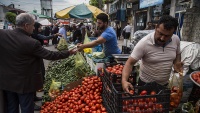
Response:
[64,79,82,91]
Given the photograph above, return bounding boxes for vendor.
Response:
[122,15,183,94]
[77,13,121,57]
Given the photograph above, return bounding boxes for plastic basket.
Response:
[100,74,170,113]
[103,63,137,85]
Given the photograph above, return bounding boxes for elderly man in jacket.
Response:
[0,13,76,113]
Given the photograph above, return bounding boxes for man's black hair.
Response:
[96,13,108,23]
[157,15,178,30]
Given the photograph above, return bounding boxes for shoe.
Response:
[34,104,41,111]
[34,96,42,101]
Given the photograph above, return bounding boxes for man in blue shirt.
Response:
[58,24,68,41]
[77,13,121,57]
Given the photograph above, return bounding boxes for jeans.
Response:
[4,90,34,113]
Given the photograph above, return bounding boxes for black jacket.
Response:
[0,28,70,93]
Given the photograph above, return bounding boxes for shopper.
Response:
[116,24,121,40]
[0,13,76,113]
[122,15,183,93]
[52,22,60,48]
[122,23,132,46]
[77,13,121,57]
[31,22,62,111]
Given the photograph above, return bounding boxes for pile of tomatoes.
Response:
[169,86,182,110]
[41,76,107,113]
[122,90,164,113]
[105,64,124,75]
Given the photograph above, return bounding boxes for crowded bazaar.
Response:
[0,0,200,113]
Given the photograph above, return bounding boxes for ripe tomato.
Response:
[150,91,156,95]
[129,90,134,95]
[140,90,147,95]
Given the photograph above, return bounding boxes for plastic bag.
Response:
[75,52,88,77]
[92,52,105,59]
[83,32,92,54]
[48,80,61,99]
[57,37,68,51]
[169,72,183,110]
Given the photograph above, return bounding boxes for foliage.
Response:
[89,0,104,9]
[5,12,16,24]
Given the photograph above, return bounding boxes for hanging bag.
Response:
[169,71,183,110]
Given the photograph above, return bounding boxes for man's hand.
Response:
[69,48,77,55]
[77,43,84,52]
[55,33,62,37]
[174,62,184,73]
[122,80,134,94]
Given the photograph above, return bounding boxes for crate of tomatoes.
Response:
[100,77,170,113]
[103,63,137,85]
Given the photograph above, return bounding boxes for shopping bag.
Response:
[75,52,88,77]
[169,71,183,110]
[48,80,61,100]
[83,32,92,54]
[57,37,68,51]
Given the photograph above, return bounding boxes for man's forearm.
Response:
[122,63,133,82]
[174,54,181,65]
[82,40,100,48]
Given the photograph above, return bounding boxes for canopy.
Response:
[39,19,51,26]
[29,11,51,18]
[55,4,106,19]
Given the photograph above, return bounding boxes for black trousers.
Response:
[125,32,130,39]
[4,90,34,113]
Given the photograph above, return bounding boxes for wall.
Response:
[181,7,200,43]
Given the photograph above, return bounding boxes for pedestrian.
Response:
[52,22,60,48]
[144,22,155,30]
[72,25,82,44]
[123,23,132,46]
[58,24,67,42]
[116,24,121,40]
[0,13,76,113]
[77,13,121,57]
[122,15,183,94]
[31,22,62,111]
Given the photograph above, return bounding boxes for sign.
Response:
[139,0,164,9]
[0,22,4,29]
[127,3,132,8]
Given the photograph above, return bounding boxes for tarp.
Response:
[39,19,51,26]
[55,4,106,19]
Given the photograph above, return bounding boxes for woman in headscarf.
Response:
[31,22,61,111]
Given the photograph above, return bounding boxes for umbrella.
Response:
[55,4,106,19]
[39,19,51,26]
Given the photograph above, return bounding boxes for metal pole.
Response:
[98,0,102,9]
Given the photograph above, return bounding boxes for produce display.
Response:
[105,64,124,75]
[41,76,107,113]
[43,55,95,102]
[103,63,136,84]
[191,71,200,86]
